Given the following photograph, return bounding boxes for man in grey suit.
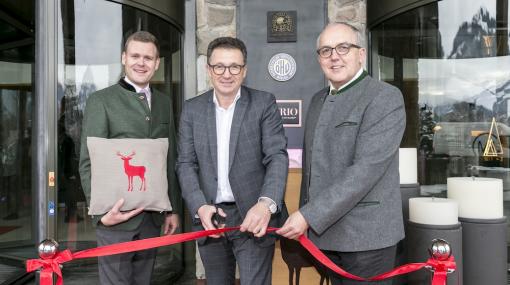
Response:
[277,22,406,284]
[176,37,288,285]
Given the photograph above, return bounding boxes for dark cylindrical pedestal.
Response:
[407,221,463,285]
[460,217,507,285]
[400,183,421,223]
[394,183,421,285]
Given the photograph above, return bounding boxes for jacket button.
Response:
[145,116,150,121]
[139,95,145,100]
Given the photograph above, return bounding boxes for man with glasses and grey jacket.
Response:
[277,22,406,284]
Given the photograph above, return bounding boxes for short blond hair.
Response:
[124,31,160,57]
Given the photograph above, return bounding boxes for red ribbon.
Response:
[26,227,455,285]
[297,234,456,285]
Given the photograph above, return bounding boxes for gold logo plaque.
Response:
[267,11,297,42]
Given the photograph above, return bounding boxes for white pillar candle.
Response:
[399,148,418,184]
[447,177,503,219]
[409,197,459,225]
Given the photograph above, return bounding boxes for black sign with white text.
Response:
[277,100,301,127]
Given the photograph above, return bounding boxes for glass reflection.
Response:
[57,0,183,280]
[371,0,510,244]
[0,0,34,246]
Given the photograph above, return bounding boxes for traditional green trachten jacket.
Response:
[79,79,180,231]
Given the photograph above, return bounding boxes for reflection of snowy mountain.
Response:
[430,79,510,122]
[417,56,510,111]
[448,7,498,59]
[496,80,510,100]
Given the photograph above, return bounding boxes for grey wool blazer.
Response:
[176,86,289,237]
[299,74,406,252]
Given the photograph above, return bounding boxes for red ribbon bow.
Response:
[425,256,457,285]
[26,249,74,285]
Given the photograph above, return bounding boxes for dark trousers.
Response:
[198,203,275,285]
[324,245,397,285]
[95,213,160,285]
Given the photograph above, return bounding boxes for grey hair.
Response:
[316,22,366,50]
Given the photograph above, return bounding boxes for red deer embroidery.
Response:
[116,151,146,192]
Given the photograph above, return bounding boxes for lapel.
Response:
[206,91,218,173]
[150,90,162,119]
[228,86,249,170]
[305,87,329,170]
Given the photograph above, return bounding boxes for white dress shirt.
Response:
[213,90,241,203]
[124,76,151,109]
[212,90,277,213]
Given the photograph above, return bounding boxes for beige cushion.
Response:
[87,137,172,215]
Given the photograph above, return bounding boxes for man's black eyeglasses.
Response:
[208,64,245,75]
[316,43,361,58]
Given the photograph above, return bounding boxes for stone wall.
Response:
[329,0,366,29]
[196,0,237,93]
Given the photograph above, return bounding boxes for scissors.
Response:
[211,201,226,228]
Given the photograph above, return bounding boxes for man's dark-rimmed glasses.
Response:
[317,43,361,58]
[208,64,245,75]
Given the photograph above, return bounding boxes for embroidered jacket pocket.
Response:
[356,201,380,207]
[158,118,170,125]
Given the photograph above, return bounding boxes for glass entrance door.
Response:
[370,0,510,257]
[0,0,36,282]
[1,0,185,282]
[55,0,184,282]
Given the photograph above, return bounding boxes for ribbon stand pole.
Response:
[425,239,456,285]
[34,239,59,285]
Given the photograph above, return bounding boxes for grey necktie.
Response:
[142,88,151,109]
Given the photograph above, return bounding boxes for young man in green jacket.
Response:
[79,31,179,285]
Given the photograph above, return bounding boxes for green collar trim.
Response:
[331,70,368,95]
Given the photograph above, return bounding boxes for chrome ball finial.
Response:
[38,239,59,260]
[429,238,452,261]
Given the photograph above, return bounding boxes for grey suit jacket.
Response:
[299,75,405,252]
[176,86,289,238]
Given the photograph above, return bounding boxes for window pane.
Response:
[371,0,510,244]
[0,0,35,247]
[57,0,183,279]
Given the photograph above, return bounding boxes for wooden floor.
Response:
[271,170,323,285]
